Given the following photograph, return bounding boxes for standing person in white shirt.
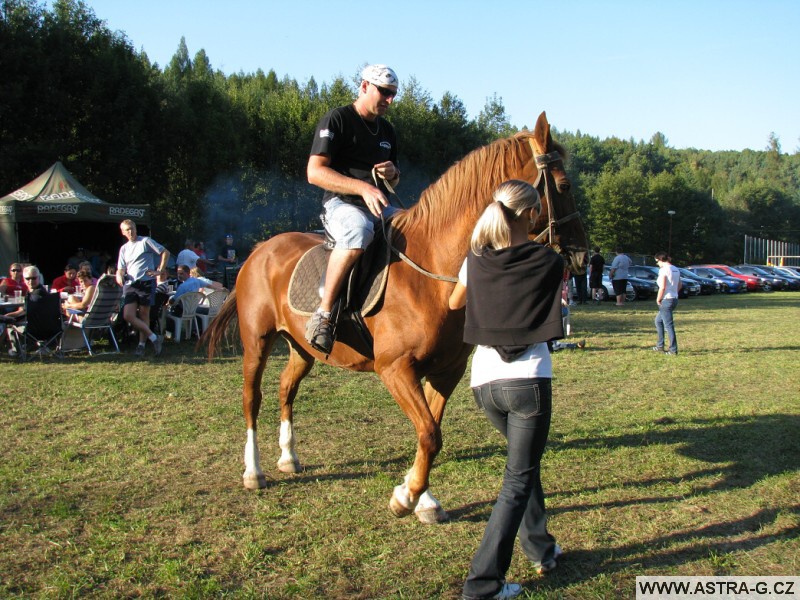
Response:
[116,219,169,357]
[652,251,682,355]
[176,239,200,270]
[609,247,632,307]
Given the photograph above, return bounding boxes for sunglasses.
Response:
[10,268,21,272]
[24,276,38,281]
[372,83,397,99]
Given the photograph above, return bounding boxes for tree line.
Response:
[2,0,798,263]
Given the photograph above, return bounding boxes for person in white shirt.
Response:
[652,251,682,355]
[176,239,200,270]
[609,247,632,306]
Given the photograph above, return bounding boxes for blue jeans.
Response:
[655,298,678,353]
[463,378,556,600]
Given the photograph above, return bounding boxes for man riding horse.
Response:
[305,64,401,354]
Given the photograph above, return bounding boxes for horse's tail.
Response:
[201,288,238,359]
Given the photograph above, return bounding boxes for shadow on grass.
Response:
[553,413,799,493]
[527,505,799,589]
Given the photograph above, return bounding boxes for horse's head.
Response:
[527,112,588,274]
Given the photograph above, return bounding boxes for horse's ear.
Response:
[533,112,552,149]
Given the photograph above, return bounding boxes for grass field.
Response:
[1,292,798,599]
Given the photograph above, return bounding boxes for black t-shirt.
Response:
[309,104,398,204]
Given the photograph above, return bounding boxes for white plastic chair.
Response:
[195,289,229,334]
[166,292,203,341]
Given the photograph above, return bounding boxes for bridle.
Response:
[529,142,582,247]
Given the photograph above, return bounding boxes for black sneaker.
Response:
[306,311,334,354]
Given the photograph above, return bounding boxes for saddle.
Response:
[288,223,394,357]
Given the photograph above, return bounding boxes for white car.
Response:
[598,273,635,302]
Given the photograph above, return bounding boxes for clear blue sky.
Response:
[67,0,799,152]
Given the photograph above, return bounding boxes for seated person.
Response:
[550,289,585,352]
[0,263,29,298]
[193,241,212,273]
[78,261,98,285]
[3,266,48,356]
[63,270,97,320]
[167,265,223,316]
[52,264,79,294]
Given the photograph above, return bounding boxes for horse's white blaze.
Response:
[278,419,298,467]
[243,428,263,478]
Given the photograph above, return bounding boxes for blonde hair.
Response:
[470,180,541,254]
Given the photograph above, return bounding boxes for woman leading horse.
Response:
[204,112,588,523]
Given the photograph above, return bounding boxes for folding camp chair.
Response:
[10,292,64,360]
[195,289,229,334]
[65,276,123,356]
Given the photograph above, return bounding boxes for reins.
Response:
[371,168,460,283]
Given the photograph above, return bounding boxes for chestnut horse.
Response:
[204,112,588,523]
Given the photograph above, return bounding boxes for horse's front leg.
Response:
[410,368,469,523]
[276,342,315,473]
[379,359,441,518]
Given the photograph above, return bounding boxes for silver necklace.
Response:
[356,108,379,136]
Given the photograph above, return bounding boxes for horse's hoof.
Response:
[277,458,301,474]
[415,506,449,524]
[243,473,268,489]
[389,495,414,518]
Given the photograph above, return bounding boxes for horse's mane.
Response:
[392,130,560,238]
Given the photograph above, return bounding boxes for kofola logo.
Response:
[109,206,145,218]
[37,204,79,214]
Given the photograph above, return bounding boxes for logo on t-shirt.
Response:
[380,141,392,150]
[320,128,334,140]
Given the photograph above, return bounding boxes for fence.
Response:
[743,235,800,266]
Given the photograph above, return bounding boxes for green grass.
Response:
[0,292,798,599]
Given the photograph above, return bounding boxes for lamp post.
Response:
[667,210,676,256]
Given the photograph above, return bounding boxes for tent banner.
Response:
[0,200,149,223]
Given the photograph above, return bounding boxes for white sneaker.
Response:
[492,582,522,599]
[537,544,563,574]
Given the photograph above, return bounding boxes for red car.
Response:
[690,264,768,291]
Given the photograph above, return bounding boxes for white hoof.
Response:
[277,458,302,473]
[389,483,417,517]
[415,505,449,524]
[243,472,268,490]
[414,490,448,523]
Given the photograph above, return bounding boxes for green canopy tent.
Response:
[0,162,151,280]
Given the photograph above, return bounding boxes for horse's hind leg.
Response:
[276,339,315,473]
[242,330,276,490]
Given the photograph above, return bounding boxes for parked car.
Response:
[597,271,636,302]
[750,265,800,291]
[685,266,745,293]
[626,265,700,298]
[690,264,770,291]
[732,264,790,291]
[777,266,800,277]
[770,266,800,285]
[676,267,718,294]
[627,276,659,299]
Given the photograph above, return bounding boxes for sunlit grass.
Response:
[0,292,797,598]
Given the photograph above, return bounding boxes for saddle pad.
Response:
[288,236,391,317]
